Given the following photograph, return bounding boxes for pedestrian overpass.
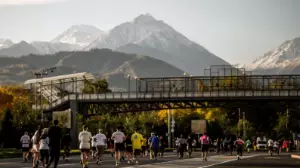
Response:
[24,66,300,148]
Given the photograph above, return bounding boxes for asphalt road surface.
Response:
[0,152,298,168]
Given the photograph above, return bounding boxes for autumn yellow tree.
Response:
[0,85,37,127]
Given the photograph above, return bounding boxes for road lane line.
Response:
[197,155,260,168]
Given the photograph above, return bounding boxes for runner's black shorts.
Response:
[22,147,29,152]
[126,146,133,153]
[236,145,243,154]
[133,149,141,156]
[80,149,90,153]
[114,143,125,152]
[142,146,147,152]
[269,146,273,151]
[92,146,96,151]
[201,144,209,152]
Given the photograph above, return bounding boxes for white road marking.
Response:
[197,155,260,168]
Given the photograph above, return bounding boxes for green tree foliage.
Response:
[82,79,111,94]
[273,112,289,139]
[0,108,14,147]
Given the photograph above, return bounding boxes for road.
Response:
[0,152,298,168]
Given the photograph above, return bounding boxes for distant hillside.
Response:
[0,49,184,89]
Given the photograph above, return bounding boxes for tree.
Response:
[53,111,70,128]
[0,108,14,148]
[81,79,112,115]
[273,112,291,139]
[82,79,111,94]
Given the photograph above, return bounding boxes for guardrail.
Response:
[32,90,300,110]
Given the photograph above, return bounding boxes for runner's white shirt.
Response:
[95,133,107,146]
[273,141,279,148]
[111,131,125,143]
[78,131,92,149]
[20,135,30,148]
[267,139,274,147]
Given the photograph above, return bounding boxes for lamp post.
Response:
[171,111,175,148]
[183,72,188,96]
[135,76,138,98]
[127,74,131,98]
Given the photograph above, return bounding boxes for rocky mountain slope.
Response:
[0,49,184,89]
[51,24,107,48]
[245,37,300,74]
[0,39,14,49]
[86,14,229,75]
[0,14,230,76]
[0,41,41,57]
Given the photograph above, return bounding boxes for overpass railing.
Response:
[33,90,300,110]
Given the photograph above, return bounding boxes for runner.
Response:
[131,128,143,164]
[245,138,252,153]
[200,133,210,161]
[267,138,274,156]
[91,133,97,160]
[235,136,245,160]
[20,132,30,162]
[46,120,62,168]
[32,126,42,168]
[178,134,187,159]
[95,129,107,165]
[141,136,148,157]
[125,135,133,164]
[148,132,159,160]
[186,135,193,158]
[111,126,126,167]
[107,137,114,158]
[78,125,92,168]
[62,130,72,162]
[159,136,165,157]
[39,128,50,168]
[175,137,180,158]
[273,140,280,155]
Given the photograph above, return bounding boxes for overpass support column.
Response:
[70,100,78,149]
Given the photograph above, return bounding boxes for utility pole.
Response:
[286,108,289,129]
[238,108,241,136]
[243,111,246,139]
[168,109,171,148]
[127,74,131,98]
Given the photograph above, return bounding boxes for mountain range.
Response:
[0,49,184,90]
[1,13,300,88]
[0,14,229,76]
[242,37,300,74]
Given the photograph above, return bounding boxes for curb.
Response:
[291,154,300,159]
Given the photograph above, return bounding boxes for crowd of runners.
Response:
[19,120,296,168]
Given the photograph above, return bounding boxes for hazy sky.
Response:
[0,0,299,64]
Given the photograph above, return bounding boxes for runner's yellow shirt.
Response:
[131,132,143,149]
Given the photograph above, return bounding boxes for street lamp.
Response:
[135,76,138,98]
[183,72,189,96]
[171,112,176,148]
[127,74,131,98]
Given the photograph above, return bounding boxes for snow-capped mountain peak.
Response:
[51,25,106,48]
[0,39,14,49]
[133,13,157,24]
[86,14,194,50]
[247,37,300,70]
